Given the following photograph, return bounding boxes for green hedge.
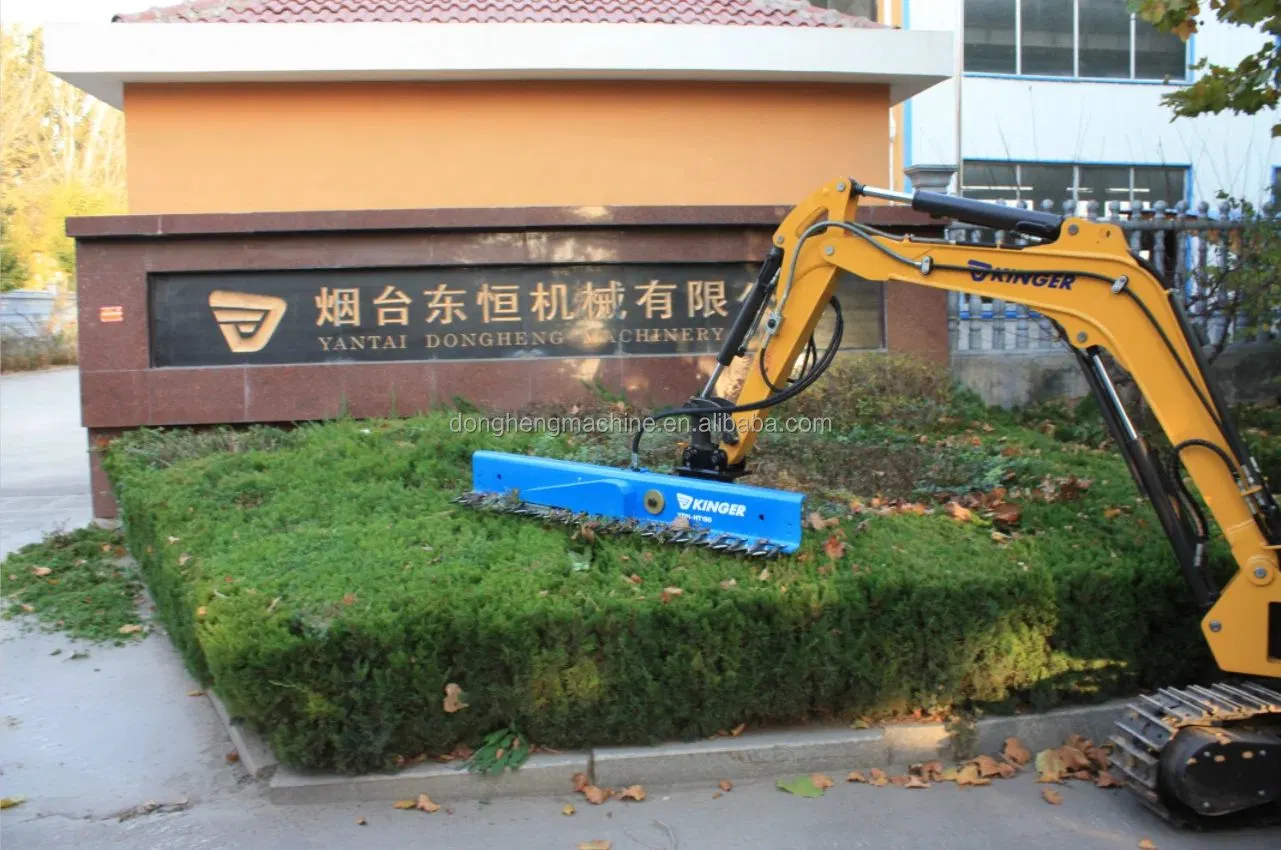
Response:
[104,410,1229,774]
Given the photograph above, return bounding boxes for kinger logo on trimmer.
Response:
[675,492,747,517]
[967,260,1075,291]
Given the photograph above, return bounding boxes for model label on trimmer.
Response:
[967,260,1074,290]
[675,492,747,517]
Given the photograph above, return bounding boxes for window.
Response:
[962,161,1187,210]
[806,0,877,20]
[964,0,1189,81]
[965,0,1016,73]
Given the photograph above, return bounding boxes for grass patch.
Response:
[1,526,147,642]
[99,347,1250,774]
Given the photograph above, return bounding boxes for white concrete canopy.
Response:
[44,21,953,108]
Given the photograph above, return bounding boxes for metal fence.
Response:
[946,199,1257,354]
[0,289,77,340]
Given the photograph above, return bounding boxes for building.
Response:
[899,0,1280,210]
[42,0,955,520]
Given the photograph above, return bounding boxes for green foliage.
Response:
[466,726,532,776]
[1,26,126,291]
[100,405,1233,775]
[0,526,145,642]
[0,241,29,291]
[787,352,986,430]
[1130,0,1281,135]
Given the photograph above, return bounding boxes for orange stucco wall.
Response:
[123,80,890,214]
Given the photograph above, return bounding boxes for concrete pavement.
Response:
[1,366,1278,849]
[1,367,93,554]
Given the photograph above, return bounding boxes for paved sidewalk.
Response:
[1,367,93,555]
[0,367,1277,849]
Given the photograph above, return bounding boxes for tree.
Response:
[0,25,125,291]
[1130,0,1281,136]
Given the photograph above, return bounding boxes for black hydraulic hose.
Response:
[629,297,844,464]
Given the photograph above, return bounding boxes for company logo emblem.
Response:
[967,260,1075,291]
[674,492,747,518]
[209,290,287,353]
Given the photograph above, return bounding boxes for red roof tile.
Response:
[114,0,883,28]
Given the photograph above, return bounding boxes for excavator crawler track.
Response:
[454,491,789,558]
[1111,680,1281,828]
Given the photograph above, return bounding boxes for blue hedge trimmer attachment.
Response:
[457,236,848,558]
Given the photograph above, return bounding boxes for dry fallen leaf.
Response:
[847,770,867,783]
[186,689,205,697]
[730,722,746,737]
[119,624,143,634]
[660,586,684,604]
[626,574,642,585]
[1072,770,1092,781]
[1003,736,1031,766]
[393,800,417,810]
[972,755,1003,778]
[998,763,1017,779]
[196,606,207,618]
[1035,748,1066,780]
[617,784,646,802]
[178,553,191,567]
[577,841,612,850]
[670,515,691,530]
[712,791,722,799]
[939,767,959,782]
[1095,771,1122,789]
[888,775,909,787]
[32,567,52,577]
[442,683,467,713]
[1138,840,1157,850]
[19,604,34,613]
[582,785,611,805]
[573,772,590,793]
[1086,745,1111,771]
[991,502,1023,527]
[1104,506,1124,519]
[0,796,26,810]
[945,502,973,522]
[903,776,930,789]
[955,764,991,787]
[719,578,737,589]
[867,768,889,787]
[757,567,770,582]
[810,774,834,790]
[562,803,575,816]
[356,816,367,825]
[167,536,180,545]
[913,761,944,781]
[1042,788,1063,805]
[1057,746,1091,772]
[823,534,846,560]
[718,780,733,792]
[416,793,441,813]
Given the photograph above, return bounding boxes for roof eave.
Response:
[46,21,953,108]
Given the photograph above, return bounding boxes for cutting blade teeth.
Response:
[456,490,786,558]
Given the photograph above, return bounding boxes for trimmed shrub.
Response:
[104,403,1231,774]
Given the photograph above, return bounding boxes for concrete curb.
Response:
[269,752,591,805]
[206,692,279,781]
[205,696,1131,805]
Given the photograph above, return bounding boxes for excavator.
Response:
[459,177,1281,825]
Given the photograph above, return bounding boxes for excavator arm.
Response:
[464,176,1281,822]
[693,177,1281,683]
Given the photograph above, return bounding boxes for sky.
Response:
[0,0,161,25]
